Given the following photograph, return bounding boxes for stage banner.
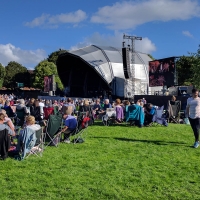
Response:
[44,76,50,92]
[149,57,175,87]
[44,75,55,92]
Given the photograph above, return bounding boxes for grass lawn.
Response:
[1,121,200,200]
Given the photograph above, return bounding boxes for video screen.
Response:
[149,57,175,87]
[44,76,53,92]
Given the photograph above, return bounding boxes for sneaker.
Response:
[193,141,199,148]
[64,139,70,144]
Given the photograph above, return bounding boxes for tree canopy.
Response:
[3,61,28,88]
[0,63,5,88]
[176,56,194,86]
[33,60,64,90]
[48,49,67,65]
[177,45,200,88]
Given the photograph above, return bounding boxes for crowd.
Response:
[1,88,200,160]
[0,93,172,160]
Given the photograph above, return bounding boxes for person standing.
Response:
[186,89,200,148]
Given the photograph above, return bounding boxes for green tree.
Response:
[190,45,200,88]
[48,49,67,65]
[0,63,5,88]
[176,56,194,86]
[3,61,28,88]
[33,60,64,90]
[176,45,200,88]
[148,54,155,60]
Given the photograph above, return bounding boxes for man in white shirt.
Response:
[39,99,45,107]
[186,89,200,148]
[39,99,44,118]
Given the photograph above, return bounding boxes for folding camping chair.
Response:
[125,104,144,127]
[44,113,63,147]
[16,127,37,160]
[71,112,90,144]
[152,106,168,126]
[102,108,116,126]
[26,128,44,157]
[167,100,181,123]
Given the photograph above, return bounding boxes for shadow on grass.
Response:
[114,137,187,146]
[91,136,187,146]
[93,121,132,127]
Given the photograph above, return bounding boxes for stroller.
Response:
[102,108,116,126]
[167,100,181,123]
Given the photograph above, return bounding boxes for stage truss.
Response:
[123,34,149,98]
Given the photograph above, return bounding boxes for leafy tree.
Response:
[33,60,64,90]
[176,56,194,86]
[48,49,67,65]
[0,63,5,88]
[190,45,200,88]
[176,45,200,88]
[148,54,155,60]
[3,61,27,88]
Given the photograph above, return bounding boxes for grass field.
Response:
[1,121,200,200]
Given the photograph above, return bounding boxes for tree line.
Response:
[0,49,66,90]
[176,45,200,88]
[0,46,200,91]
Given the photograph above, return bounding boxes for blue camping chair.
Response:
[16,127,37,160]
[125,104,144,127]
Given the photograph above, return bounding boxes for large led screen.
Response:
[149,57,175,87]
[44,75,55,92]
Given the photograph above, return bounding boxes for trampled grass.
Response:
[1,122,200,200]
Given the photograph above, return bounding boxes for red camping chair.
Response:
[43,107,54,120]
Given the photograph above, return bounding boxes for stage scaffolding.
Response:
[123,34,149,98]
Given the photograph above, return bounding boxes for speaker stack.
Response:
[122,47,131,79]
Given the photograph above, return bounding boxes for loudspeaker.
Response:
[122,48,131,79]
[49,75,56,91]
[52,75,57,91]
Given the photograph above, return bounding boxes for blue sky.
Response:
[0,0,200,69]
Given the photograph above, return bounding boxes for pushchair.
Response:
[167,100,181,123]
[102,108,116,126]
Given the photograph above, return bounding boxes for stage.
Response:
[134,95,188,110]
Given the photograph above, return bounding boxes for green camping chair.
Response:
[44,113,62,148]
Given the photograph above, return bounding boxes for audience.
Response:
[20,115,41,133]
[0,113,15,136]
[0,94,176,160]
[16,99,29,114]
[2,100,15,117]
[114,99,124,123]
[61,106,77,144]
[30,99,44,123]
[0,109,15,134]
[100,99,112,115]
[93,99,101,119]
[144,103,156,126]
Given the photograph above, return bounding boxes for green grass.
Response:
[1,122,200,200]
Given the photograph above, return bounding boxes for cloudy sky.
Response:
[0,0,200,69]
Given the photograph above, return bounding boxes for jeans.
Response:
[189,117,200,141]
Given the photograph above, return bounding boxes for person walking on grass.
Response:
[186,88,200,148]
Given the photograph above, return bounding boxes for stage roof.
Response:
[57,45,152,97]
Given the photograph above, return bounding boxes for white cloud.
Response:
[25,10,87,28]
[91,0,200,30]
[25,14,50,28]
[70,32,156,54]
[182,30,193,38]
[0,43,46,69]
